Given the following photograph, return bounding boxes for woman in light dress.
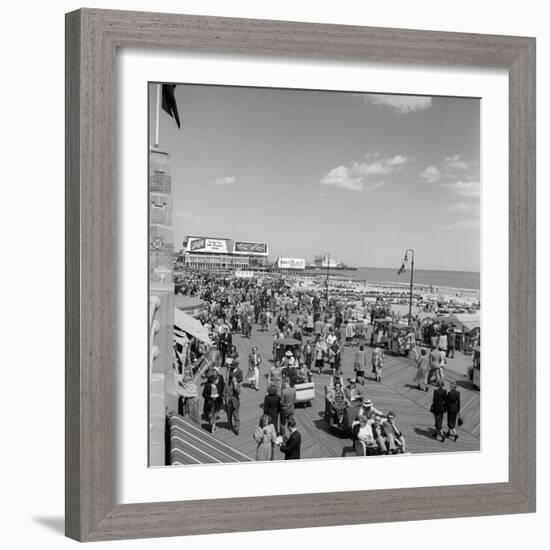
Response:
[345,318,355,346]
[254,414,277,461]
[412,347,429,391]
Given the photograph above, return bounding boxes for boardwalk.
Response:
[198,321,480,461]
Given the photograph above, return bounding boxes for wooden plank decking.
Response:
[197,323,480,462]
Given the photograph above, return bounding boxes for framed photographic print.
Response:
[65,8,536,542]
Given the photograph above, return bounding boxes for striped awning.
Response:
[173,308,212,345]
[169,415,252,465]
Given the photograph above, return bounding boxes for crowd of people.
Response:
[174,271,470,461]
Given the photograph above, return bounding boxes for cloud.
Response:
[363,94,432,113]
[212,176,237,186]
[441,180,480,198]
[420,165,441,183]
[386,154,410,167]
[320,155,409,191]
[445,202,475,212]
[433,218,480,230]
[320,166,364,190]
[444,154,473,170]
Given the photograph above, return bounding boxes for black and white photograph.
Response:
[148,82,481,467]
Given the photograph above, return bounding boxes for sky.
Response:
[149,83,480,272]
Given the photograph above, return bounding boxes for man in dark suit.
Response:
[446,381,461,441]
[283,416,301,460]
[279,378,296,438]
[432,381,448,442]
[226,361,243,435]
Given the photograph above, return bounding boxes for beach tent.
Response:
[447,313,480,333]
[174,308,212,345]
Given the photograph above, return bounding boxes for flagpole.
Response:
[154,83,161,148]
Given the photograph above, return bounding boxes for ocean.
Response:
[330,267,480,290]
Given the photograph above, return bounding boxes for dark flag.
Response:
[161,84,181,128]
[397,262,406,275]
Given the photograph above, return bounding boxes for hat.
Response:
[225,357,233,365]
[285,350,293,357]
[349,378,357,384]
[362,398,373,406]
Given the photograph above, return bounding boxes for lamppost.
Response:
[398,249,415,326]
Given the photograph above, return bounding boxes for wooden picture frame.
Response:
[65,8,536,542]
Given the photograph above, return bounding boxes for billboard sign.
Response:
[233,241,268,256]
[277,257,306,270]
[186,237,229,254]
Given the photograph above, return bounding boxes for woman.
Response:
[314,339,325,374]
[353,344,368,384]
[372,344,385,383]
[353,414,377,456]
[344,318,355,346]
[331,381,350,426]
[246,346,262,391]
[263,385,281,433]
[253,414,277,461]
[413,347,429,391]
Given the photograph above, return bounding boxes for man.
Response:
[446,381,461,441]
[202,371,225,434]
[357,397,385,421]
[432,381,448,441]
[344,378,364,404]
[428,346,440,385]
[227,358,243,385]
[447,328,456,359]
[279,378,296,437]
[282,416,301,460]
[382,411,406,453]
[326,328,337,347]
[259,309,268,332]
[371,414,388,454]
[436,345,447,384]
[225,362,242,435]
[218,327,230,367]
[314,317,324,338]
[303,340,313,373]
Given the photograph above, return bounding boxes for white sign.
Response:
[277,257,306,270]
[186,237,229,254]
[235,270,254,279]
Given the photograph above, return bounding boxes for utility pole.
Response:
[405,249,415,326]
[325,253,330,305]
